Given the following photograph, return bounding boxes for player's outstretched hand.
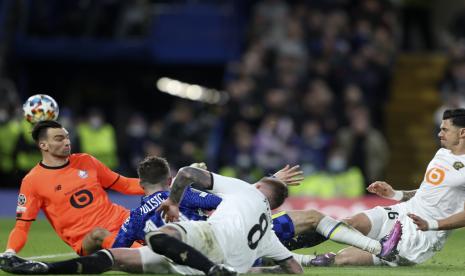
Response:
[367,181,395,198]
[273,165,304,186]
[408,213,428,231]
[156,198,180,223]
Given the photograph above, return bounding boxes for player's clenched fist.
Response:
[366,181,395,198]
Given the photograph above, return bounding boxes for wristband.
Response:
[4,249,16,255]
[426,219,439,230]
[391,190,403,201]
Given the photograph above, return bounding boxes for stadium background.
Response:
[2,0,465,274]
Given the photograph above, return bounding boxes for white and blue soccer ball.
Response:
[23,94,59,124]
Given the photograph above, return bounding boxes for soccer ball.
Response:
[23,94,59,124]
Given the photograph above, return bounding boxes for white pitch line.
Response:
[26,252,77,260]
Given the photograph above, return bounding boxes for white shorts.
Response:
[166,221,225,264]
[138,246,202,275]
[363,205,449,265]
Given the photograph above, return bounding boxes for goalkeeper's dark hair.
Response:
[443,109,465,127]
[259,177,289,209]
[137,156,171,186]
[31,120,63,142]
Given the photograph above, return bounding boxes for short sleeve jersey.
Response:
[207,173,292,273]
[403,148,465,220]
[15,153,129,250]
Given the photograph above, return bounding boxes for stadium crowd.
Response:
[0,0,399,197]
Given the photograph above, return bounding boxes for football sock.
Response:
[316,216,381,255]
[283,232,328,250]
[47,250,114,274]
[147,233,215,274]
[291,253,316,267]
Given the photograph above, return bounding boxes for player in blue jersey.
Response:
[113,184,221,248]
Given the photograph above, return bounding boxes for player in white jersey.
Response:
[145,167,303,275]
[322,108,465,266]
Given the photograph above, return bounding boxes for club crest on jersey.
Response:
[78,170,89,179]
[17,194,26,206]
[453,161,464,171]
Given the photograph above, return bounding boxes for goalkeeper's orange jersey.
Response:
[11,153,144,253]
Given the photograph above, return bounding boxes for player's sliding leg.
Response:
[80,227,112,255]
[146,226,236,276]
[333,247,379,266]
[274,211,328,250]
[0,247,197,275]
[0,250,115,274]
[287,209,401,258]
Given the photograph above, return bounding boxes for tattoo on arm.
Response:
[169,167,212,203]
[401,190,417,201]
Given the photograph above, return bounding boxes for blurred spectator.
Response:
[124,113,149,175]
[254,114,299,174]
[77,109,119,169]
[58,107,80,152]
[440,58,465,98]
[161,101,203,168]
[335,105,389,186]
[219,121,262,182]
[14,120,42,177]
[298,79,338,133]
[297,120,332,175]
[290,148,365,198]
[434,92,465,131]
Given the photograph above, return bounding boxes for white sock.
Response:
[316,216,381,255]
[291,253,316,267]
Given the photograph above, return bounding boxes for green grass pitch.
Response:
[1,218,465,275]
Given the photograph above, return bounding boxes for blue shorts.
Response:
[272,211,295,241]
[272,211,327,250]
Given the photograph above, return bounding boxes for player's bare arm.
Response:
[248,258,303,274]
[157,166,211,222]
[367,181,417,201]
[409,207,465,231]
[169,166,212,203]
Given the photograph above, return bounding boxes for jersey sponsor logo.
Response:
[453,161,464,171]
[17,194,27,206]
[425,167,445,186]
[78,170,89,179]
[69,189,94,208]
[16,206,27,213]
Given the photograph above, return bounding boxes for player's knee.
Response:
[302,209,324,229]
[342,214,371,235]
[90,227,111,241]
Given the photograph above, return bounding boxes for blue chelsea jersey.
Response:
[112,187,222,248]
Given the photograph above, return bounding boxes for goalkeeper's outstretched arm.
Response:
[4,220,33,254]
